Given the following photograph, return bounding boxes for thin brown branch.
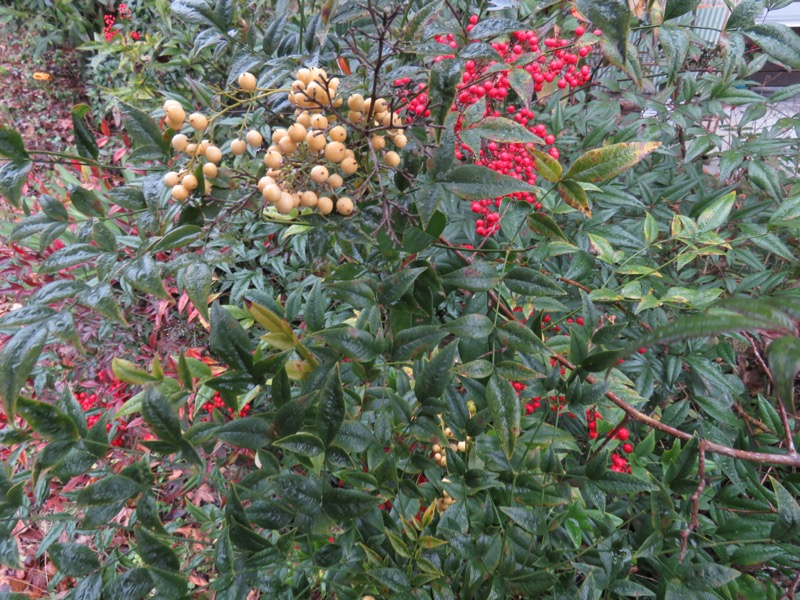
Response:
[680,440,707,562]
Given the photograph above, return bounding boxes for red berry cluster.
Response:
[587,410,634,472]
[201,391,251,419]
[103,3,141,42]
[413,16,595,237]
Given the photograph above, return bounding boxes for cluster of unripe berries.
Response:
[431,426,468,468]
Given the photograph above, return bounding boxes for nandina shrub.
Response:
[1,0,800,598]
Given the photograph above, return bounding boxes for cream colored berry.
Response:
[171,184,190,201]
[336,197,354,215]
[296,111,311,127]
[363,596,376,600]
[185,143,198,156]
[257,177,270,191]
[333,97,344,108]
[310,114,328,129]
[363,98,373,114]
[306,81,324,101]
[292,192,301,207]
[457,440,466,452]
[347,93,365,111]
[277,136,297,155]
[296,68,312,84]
[306,130,326,152]
[246,130,263,147]
[291,79,306,93]
[344,148,355,160]
[182,174,199,191]
[317,196,333,215]
[205,145,222,163]
[203,163,218,178]
[374,98,389,113]
[325,141,346,163]
[171,134,189,152]
[230,139,246,155]
[288,123,307,143]
[300,190,318,207]
[163,171,180,187]
[271,128,288,144]
[348,111,363,124]
[371,135,386,150]
[264,151,283,168]
[196,140,210,156]
[340,157,358,175]
[384,151,401,168]
[393,134,408,149]
[263,184,282,203]
[188,112,208,131]
[165,105,186,127]
[163,99,181,111]
[328,173,343,188]
[238,72,257,91]
[275,192,294,214]
[310,165,329,183]
[329,125,347,142]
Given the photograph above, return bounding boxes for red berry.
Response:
[622,443,634,453]
[616,428,629,441]
[638,347,647,354]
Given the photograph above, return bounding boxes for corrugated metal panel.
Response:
[694,1,731,45]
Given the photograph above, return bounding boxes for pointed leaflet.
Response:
[527,147,562,182]
[697,191,735,233]
[664,0,700,20]
[415,342,458,403]
[565,142,661,183]
[0,125,29,161]
[124,256,171,301]
[70,186,106,219]
[460,117,541,154]
[745,24,800,69]
[486,373,520,458]
[16,397,80,441]
[557,180,591,216]
[183,261,212,322]
[576,0,631,60]
[767,336,800,416]
[210,302,254,374]
[71,104,99,160]
[49,543,100,578]
[117,101,168,154]
[317,365,344,446]
[528,212,568,241]
[141,385,182,445]
[441,164,536,200]
[0,324,48,418]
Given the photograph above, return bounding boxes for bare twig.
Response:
[680,440,707,562]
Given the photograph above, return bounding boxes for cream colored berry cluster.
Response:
[160,67,411,217]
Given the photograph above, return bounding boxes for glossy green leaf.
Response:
[322,487,379,519]
[441,165,536,200]
[0,125,28,161]
[317,327,378,361]
[697,191,736,232]
[103,567,154,600]
[566,142,661,183]
[142,385,182,445]
[378,267,426,305]
[0,158,32,208]
[274,432,325,457]
[210,303,254,374]
[504,267,566,296]
[393,326,447,360]
[135,527,180,572]
[152,225,202,252]
[0,324,48,418]
[216,417,269,449]
[118,100,167,153]
[77,474,140,507]
[71,104,99,160]
[69,186,105,218]
[495,320,550,354]
[443,314,494,339]
[80,283,128,325]
[528,212,568,241]
[557,179,591,216]
[486,373,520,458]
[317,365,344,446]
[17,396,79,441]
[745,23,800,69]
[440,261,500,292]
[39,243,102,274]
[49,543,100,578]
[664,0,700,20]
[415,342,458,403]
[124,256,171,301]
[659,25,689,84]
[769,476,800,541]
[461,117,541,154]
[527,147,562,182]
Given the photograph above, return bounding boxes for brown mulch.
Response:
[0,25,88,154]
